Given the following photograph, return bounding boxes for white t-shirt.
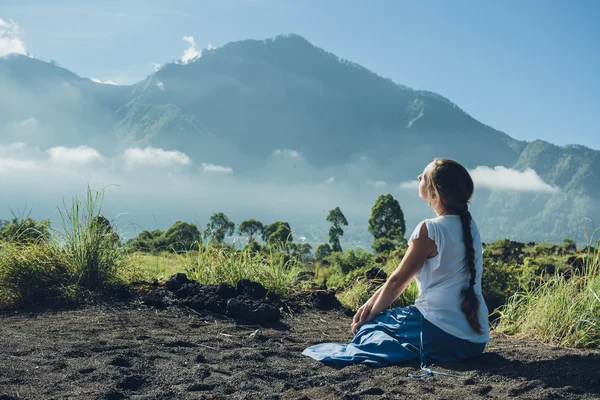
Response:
[408,215,490,343]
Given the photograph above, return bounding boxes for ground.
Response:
[1,303,599,400]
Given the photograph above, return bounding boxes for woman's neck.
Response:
[432,203,455,217]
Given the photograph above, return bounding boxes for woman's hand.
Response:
[351,300,375,335]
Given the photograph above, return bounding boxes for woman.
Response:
[302,158,489,371]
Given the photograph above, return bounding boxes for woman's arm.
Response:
[351,223,436,334]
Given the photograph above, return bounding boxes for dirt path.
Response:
[1,305,599,399]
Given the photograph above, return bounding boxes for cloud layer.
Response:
[201,163,233,174]
[48,146,104,164]
[181,36,201,64]
[397,166,557,193]
[124,147,191,167]
[0,18,27,57]
[469,166,558,193]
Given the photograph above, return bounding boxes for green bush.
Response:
[0,242,70,307]
[330,248,374,275]
[372,237,399,254]
[125,229,167,253]
[182,245,302,296]
[314,243,332,261]
[0,216,51,244]
[495,244,600,348]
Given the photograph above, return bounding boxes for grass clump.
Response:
[53,187,124,290]
[0,186,126,308]
[0,242,69,307]
[182,244,303,296]
[495,240,600,348]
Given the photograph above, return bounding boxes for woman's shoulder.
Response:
[409,218,443,243]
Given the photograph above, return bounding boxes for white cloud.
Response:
[152,62,163,72]
[201,163,233,174]
[48,146,104,165]
[325,176,335,184]
[156,81,165,90]
[181,36,201,64]
[0,142,27,154]
[368,180,387,188]
[273,148,301,158]
[207,43,216,50]
[0,18,27,57]
[91,78,119,85]
[0,158,38,173]
[397,180,419,190]
[124,147,191,167]
[469,166,558,193]
[18,117,39,129]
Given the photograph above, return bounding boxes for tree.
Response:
[164,221,201,252]
[0,216,51,243]
[368,194,406,253]
[125,229,168,252]
[292,243,313,260]
[90,215,121,247]
[372,237,398,254]
[563,238,577,252]
[326,207,348,253]
[204,212,235,243]
[262,221,293,249]
[238,219,264,243]
[314,243,332,261]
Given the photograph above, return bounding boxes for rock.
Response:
[174,282,201,299]
[237,279,268,299]
[226,297,280,323]
[204,296,226,313]
[253,303,280,322]
[311,290,341,310]
[226,298,251,318]
[216,283,237,299]
[166,273,190,292]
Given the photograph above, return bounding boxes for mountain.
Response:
[0,34,598,243]
[122,34,523,178]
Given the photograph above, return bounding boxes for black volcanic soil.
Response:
[0,280,599,399]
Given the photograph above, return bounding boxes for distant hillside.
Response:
[0,34,598,242]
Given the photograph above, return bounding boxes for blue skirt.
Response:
[302,306,485,368]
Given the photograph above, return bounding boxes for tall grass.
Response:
[52,186,124,289]
[0,186,126,308]
[182,244,303,296]
[119,251,183,283]
[0,241,70,307]
[495,236,600,348]
[337,278,419,311]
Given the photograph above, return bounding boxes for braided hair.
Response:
[426,158,483,334]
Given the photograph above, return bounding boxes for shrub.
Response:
[0,216,51,244]
[314,243,332,261]
[182,245,302,296]
[495,242,600,348]
[0,242,69,307]
[330,248,374,275]
[163,221,201,252]
[371,237,399,254]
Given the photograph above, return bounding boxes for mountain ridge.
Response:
[0,34,598,242]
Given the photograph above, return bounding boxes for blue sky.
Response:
[1,0,599,149]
